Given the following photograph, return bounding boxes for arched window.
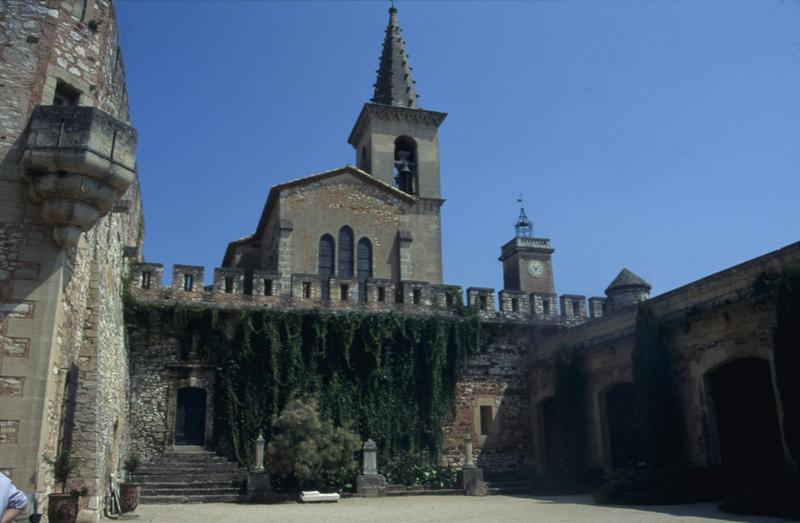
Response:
[319,234,335,300]
[360,145,370,173]
[357,238,373,302]
[338,226,354,278]
[394,136,417,195]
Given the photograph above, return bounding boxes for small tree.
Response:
[774,266,800,466]
[267,396,361,489]
[631,302,682,467]
[553,343,588,470]
[43,450,76,493]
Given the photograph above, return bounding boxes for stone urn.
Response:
[119,483,141,513]
[47,493,78,523]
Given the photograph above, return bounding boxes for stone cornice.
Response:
[347,103,447,147]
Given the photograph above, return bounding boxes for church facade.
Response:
[0,2,797,519]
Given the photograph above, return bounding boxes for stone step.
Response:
[385,488,461,497]
[137,464,243,474]
[133,474,245,484]
[140,493,243,504]
[141,486,243,496]
[139,480,244,490]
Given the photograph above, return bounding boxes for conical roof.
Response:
[605,268,651,294]
[371,7,420,108]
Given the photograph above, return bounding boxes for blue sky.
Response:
[116,0,800,299]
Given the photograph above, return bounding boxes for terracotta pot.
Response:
[119,483,141,514]
[47,493,78,523]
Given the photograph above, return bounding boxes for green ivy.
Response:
[128,304,480,469]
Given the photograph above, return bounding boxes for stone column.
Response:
[458,432,485,495]
[356,439,386,497]
[246,433,271,502]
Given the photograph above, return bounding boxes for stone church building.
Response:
[0,2,797,520]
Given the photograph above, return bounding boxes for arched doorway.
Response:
[604,383,645,468]
[707,358,783,475]
[175,387,206,446]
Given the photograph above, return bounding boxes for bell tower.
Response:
[499,200,556,295]
[348,6,447,200]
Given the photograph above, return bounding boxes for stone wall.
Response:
[0,2,142,520]
[528,241,800,472]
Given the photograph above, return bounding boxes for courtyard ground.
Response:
[133,494,791,522]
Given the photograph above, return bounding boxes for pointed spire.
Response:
[371,6,420,109]
[515,196,533,238]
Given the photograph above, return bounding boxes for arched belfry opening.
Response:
[175,387,206,446]
[394,136,417,195]
[706,358,784,476]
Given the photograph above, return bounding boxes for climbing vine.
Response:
[128,304,480,468]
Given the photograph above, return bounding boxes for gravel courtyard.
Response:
[133,494,789,522]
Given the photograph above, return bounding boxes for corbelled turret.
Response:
[371,7,419,108]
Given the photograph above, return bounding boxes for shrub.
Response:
[267,396,360,491]
[123,454,141,476]
[379,452,457,488]
[43,451,77,493]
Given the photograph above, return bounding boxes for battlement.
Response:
[129,262,612,326]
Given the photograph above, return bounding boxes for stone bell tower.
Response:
[347,6,447,201]
[347,6,447,283]
[499,201,556,295]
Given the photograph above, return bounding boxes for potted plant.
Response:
[43,451,82,523]
[119,454,141,514]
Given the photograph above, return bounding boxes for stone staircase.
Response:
[132,447,247,504]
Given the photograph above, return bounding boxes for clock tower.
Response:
[499,202,556,295]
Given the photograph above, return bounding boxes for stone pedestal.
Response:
[356,474,386,497]
[458,432,486,495]
[245,472,272,503]
[457,466,484,490]
[356,439,386,497]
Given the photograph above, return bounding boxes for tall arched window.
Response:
[319,234,335,300]
[357,238,373,302]
[394,136,417,195]
[338,226,354,278]
[360,145,370,173]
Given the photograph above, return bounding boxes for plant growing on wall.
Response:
[267,396,361,489]
[631,301,682,467]
[553,343,588,470]
[774,265,800,466]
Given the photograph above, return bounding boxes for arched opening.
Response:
[360,145,370,173]
[707,358,784,477]
[175,387,206,446]
[539,397,559,471]
[357,238,373,302]
[338,226,354,278]
[319,234,335,301]
[603,382,645,468]
[394,136,417,195]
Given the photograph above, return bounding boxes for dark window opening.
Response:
[543,299,551,315]
[319,234,335,300]
[263,279,273,296]
[412,289,421,305]
[377,286,386,303]
[573,302,580,317]
[338,226,354,278]
[224,277,233,293]
[479,295,487,310]
[446,292,456,306]
[141,271,151,289]
[340,284,349,301]
[360,145,370,173]
[511,298,519,312]
[357,238,372,303]
[394,136,418,195]
[183,274,193,292]
[53,80,81,106]
[302,282,311,299]
[480,405,493,436]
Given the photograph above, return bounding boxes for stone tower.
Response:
[499,203,556,295]
[347,6,448,282]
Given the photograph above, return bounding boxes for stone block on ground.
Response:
[356,474,386,497]
[300,491,340,503]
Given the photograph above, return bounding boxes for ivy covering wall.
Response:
[130,305,480,468]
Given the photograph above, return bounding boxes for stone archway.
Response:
[602,382,645,468]
[706,358,784,475]
[175,387,206,446]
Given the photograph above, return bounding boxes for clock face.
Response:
[527,260,544,278]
